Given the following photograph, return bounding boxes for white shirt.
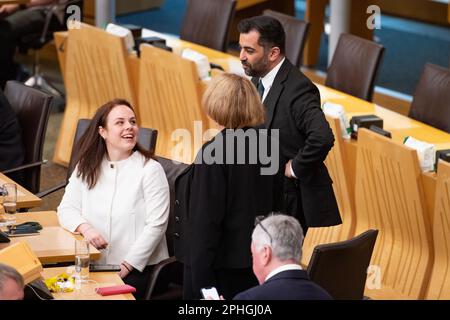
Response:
[57,151,170,271]
[260,57,285,102]
[265,263,303,282]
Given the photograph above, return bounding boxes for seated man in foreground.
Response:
[234,214,332,300]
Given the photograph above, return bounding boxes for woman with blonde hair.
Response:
[174,73,283,299]
[58,99,170,299]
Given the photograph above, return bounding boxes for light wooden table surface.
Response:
[0,211,101,264]
[42,266,135,300]
[0,173,42,209]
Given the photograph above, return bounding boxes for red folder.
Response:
[95,284,136,296]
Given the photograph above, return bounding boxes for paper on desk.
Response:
[404,136,436,172]
[228,59,247,77]
[182,49,211,80]
[322,102,351,139]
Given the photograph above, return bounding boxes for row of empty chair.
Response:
[302,114,450,299]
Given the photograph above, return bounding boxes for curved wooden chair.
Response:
[355,129,433,299]
[425,160,450,299]
[53,23,137,166]
[138,45,214,163]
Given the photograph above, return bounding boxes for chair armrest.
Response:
[2,160,47,174]
[36,181,67,198]
[151,256,178,278]
[144,256,180,299]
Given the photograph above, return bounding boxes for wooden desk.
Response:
[14,210,60,227]
[0,173,42,209]
[0,211,101,265]
[42,267,135,300]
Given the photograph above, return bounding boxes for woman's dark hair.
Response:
[238,15,286,54]
[73,98,154,189]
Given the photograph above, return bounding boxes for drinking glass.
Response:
[74,239,90,283]
[2,183,17,231]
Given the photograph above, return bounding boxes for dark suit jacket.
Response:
[0,90,24,175]
[174,128,283,295]
[233,269,333,300]
[253,59,341,227]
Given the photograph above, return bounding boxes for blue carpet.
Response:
[117,0,450,95]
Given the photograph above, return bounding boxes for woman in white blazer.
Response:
[58,99,170,299]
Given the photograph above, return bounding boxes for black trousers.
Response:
[0,7,61,88]
[183,264,258,300]
[122,265,154,300]
[283,177,308,235]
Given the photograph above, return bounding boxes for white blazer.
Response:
[58,151,170,271]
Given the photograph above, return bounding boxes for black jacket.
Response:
[233,269,333,300]
[253,59,341,227]
[174,128,283,294]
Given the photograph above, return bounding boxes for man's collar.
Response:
[260,57,286,91]
[265,263,302,282]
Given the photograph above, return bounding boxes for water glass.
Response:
[2,183,17,230]
[2,183,17,214]
[74,239,90,283]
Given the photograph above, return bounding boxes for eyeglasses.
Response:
[254,215,273,245]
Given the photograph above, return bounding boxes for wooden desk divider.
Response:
[301,115,356,267]
[355,129,433,299]
[0,242,43,284]
[53,23,137,166]
[425,160,450,299]
[138,44,215,163]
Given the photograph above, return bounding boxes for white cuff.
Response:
[290,162,297,179]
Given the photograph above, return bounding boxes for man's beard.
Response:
[242,55,270,78]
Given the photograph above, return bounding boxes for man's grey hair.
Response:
[252,213,304,262]
[0,263,24,294]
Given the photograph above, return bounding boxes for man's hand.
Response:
[77,223,108,249]
[285,159,294,178]
[0,4,20,17]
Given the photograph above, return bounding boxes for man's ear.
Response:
[261,245,272,266]
[269,47,281,62]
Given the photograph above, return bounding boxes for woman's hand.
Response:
[77,223,108,249]
[118,261,133,279]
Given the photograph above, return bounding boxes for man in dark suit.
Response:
[238,16,341,233]
[233,214,332,300]
[0,88,24,183]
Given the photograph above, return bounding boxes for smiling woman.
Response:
[57,99,170,299]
